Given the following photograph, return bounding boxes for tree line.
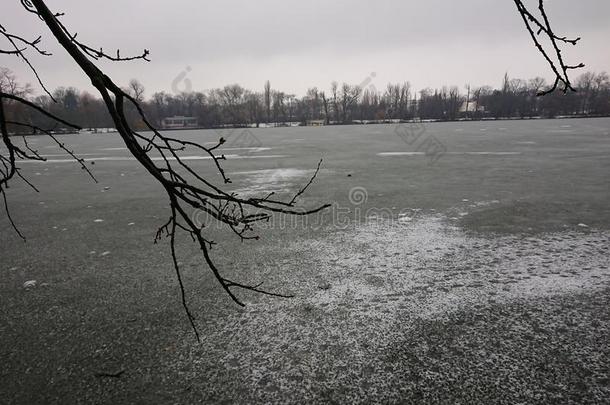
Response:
[2,67,609,133]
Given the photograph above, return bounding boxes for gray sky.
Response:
[3,0,609,97]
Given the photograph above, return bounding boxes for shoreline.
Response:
[9,114,610,137]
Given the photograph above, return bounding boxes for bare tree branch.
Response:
[513,0,584,95]
[0,0,331,341]
[6,121,98,183]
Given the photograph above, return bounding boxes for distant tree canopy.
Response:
[1,0,600,134]
[1,68,609,133]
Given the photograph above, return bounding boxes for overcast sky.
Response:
[3,0,609,97]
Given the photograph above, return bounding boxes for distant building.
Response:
[459,101,485,114]
[161,116,198,129]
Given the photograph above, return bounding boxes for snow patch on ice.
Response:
[232,168,317,196]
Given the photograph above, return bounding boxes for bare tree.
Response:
[0,67,33,98]
[245,91,263,127]
[320,91,330,125]
[397,82,410,119]
[305,87,321,122]
[0,67,18,94]
[128,79,145,102]
[330,81,339,123]
[447,86,461,120]
[339,83,362,123]
[528,77,547,95]
[264,80,271,124]
[272,90,286,124]
[385,84,398,120]
[218,84,246,125]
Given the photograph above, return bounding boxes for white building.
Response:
[161,116,198,129]
[459,101,485,114]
